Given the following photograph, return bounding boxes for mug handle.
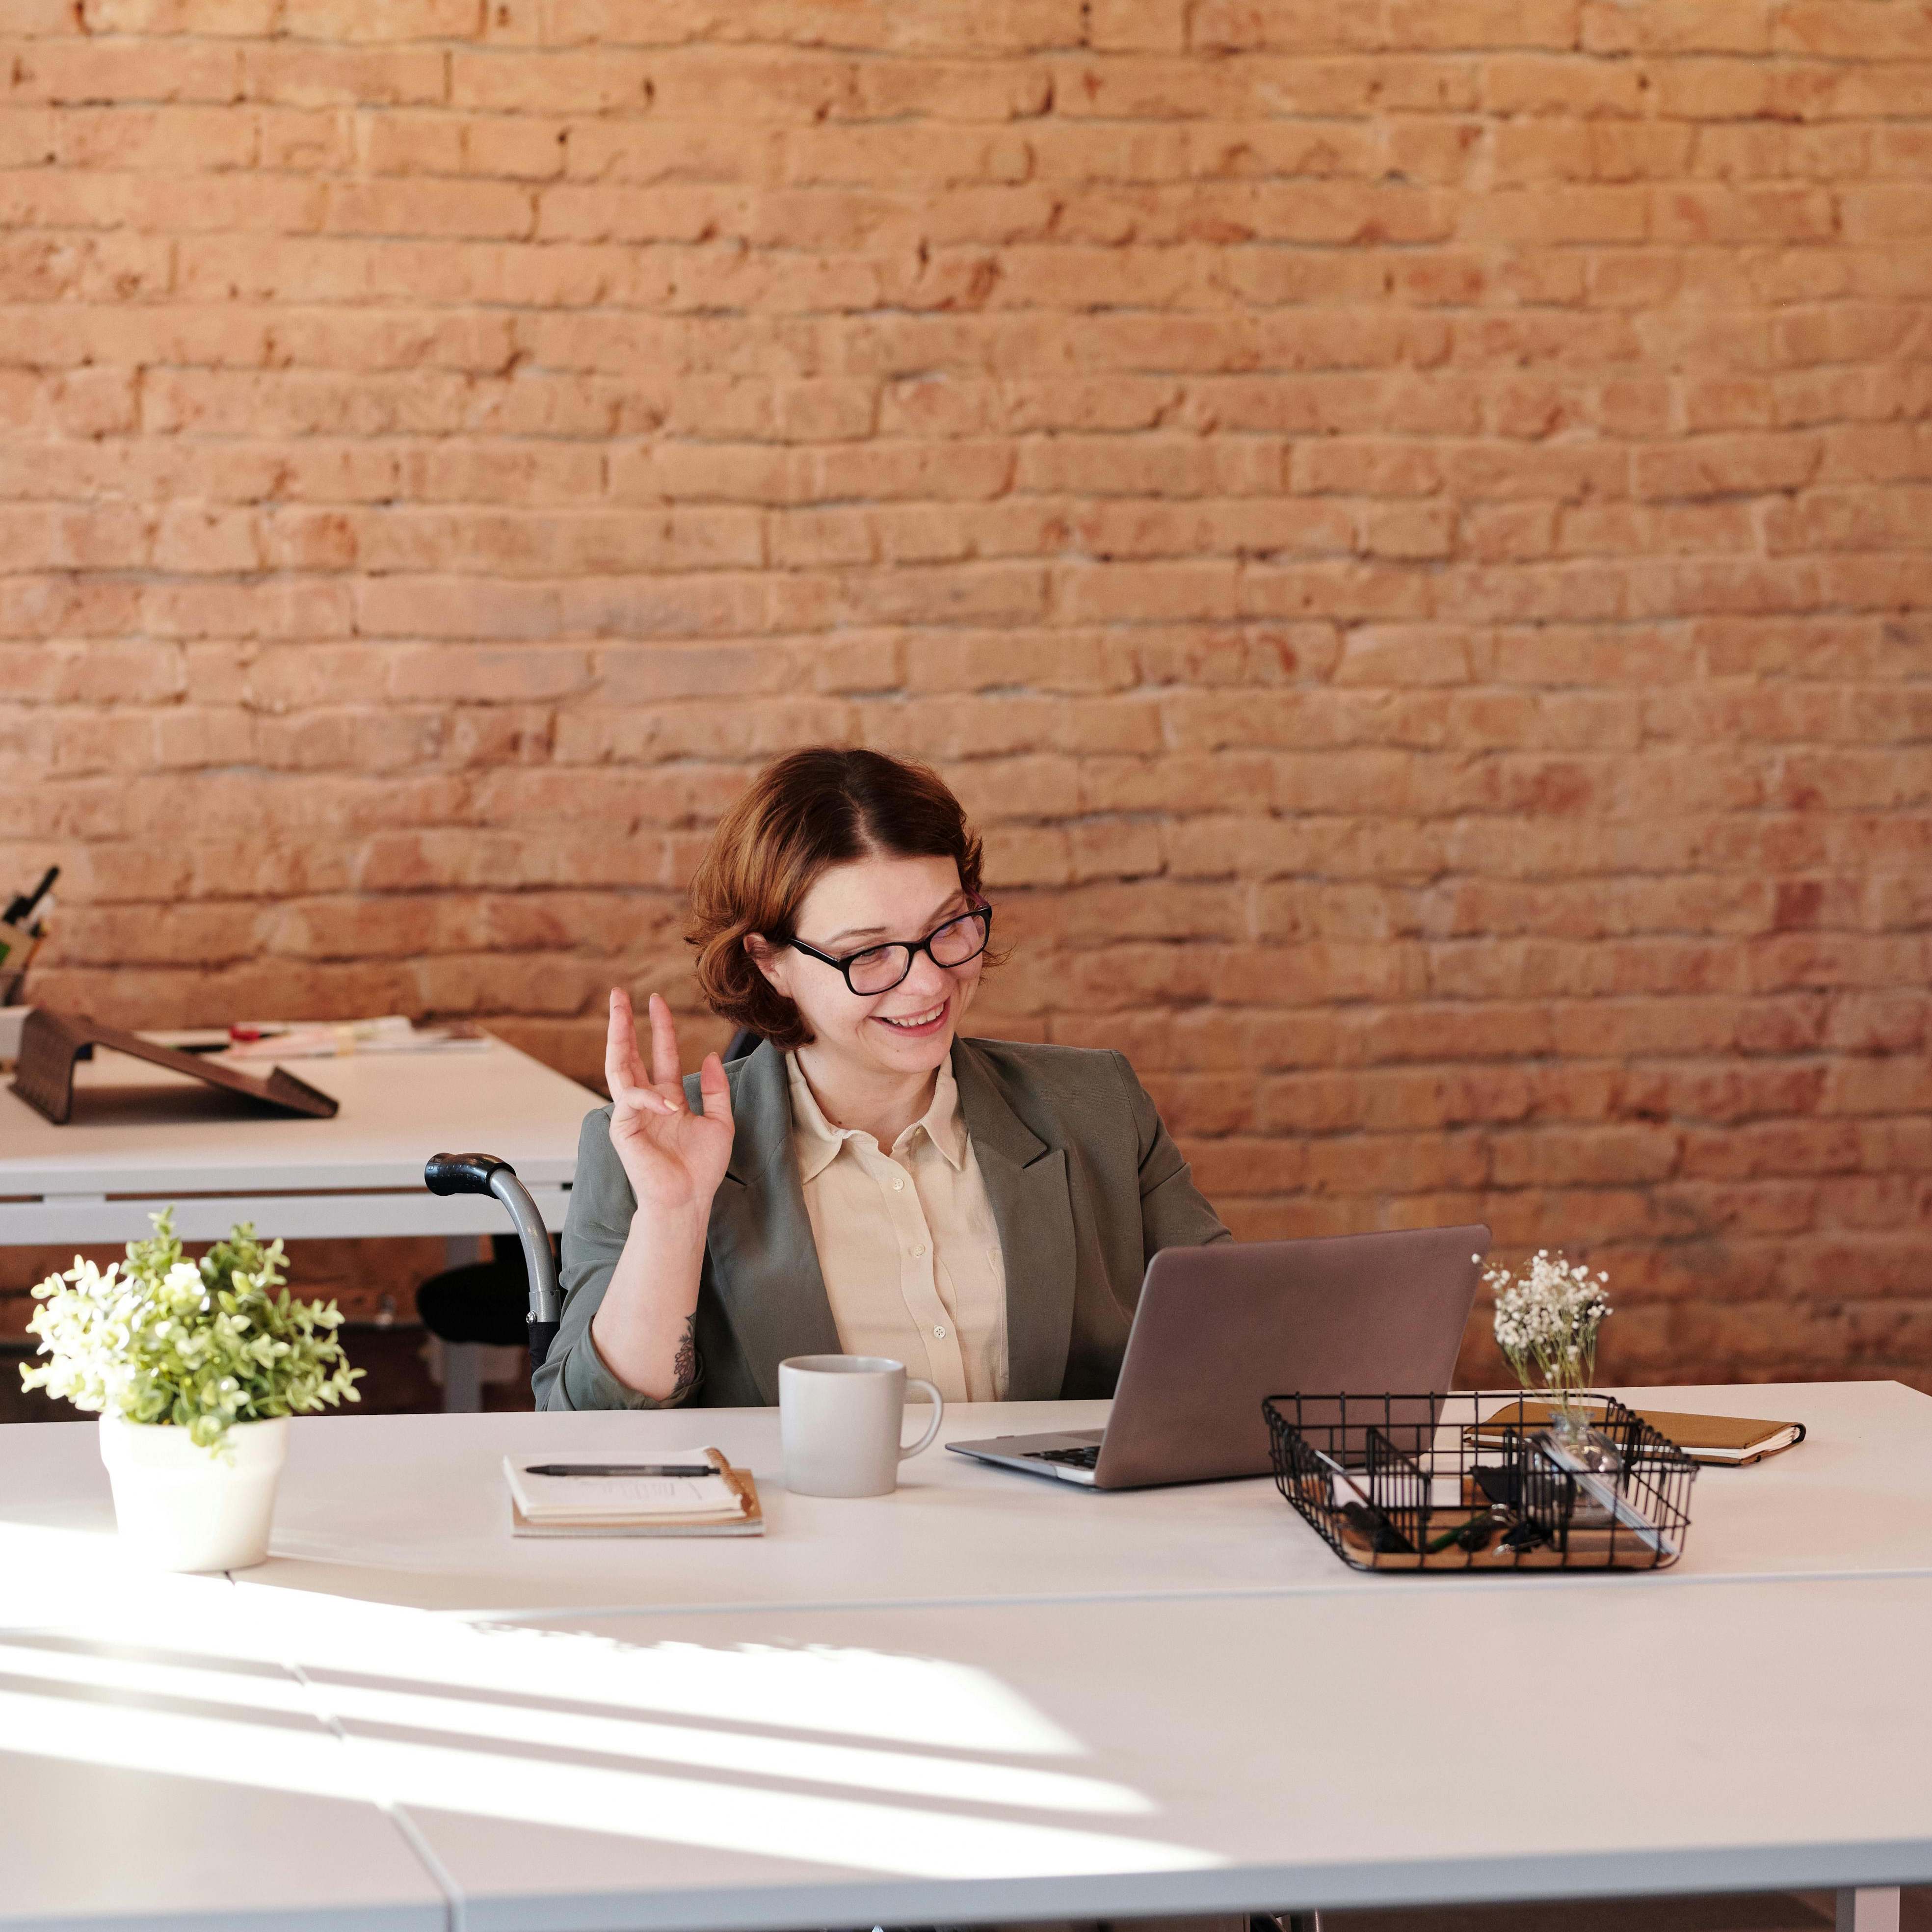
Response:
[899,1378,945,1460]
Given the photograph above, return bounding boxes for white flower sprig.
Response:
[21,1209,362,1455]
[1486,1248,1613,1399]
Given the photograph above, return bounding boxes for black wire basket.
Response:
[1264,1392,1699,1573]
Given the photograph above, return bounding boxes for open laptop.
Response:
[947,1223,1488,1490]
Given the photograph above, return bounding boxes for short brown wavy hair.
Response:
[687,747,988,1051]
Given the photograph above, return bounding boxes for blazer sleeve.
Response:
[1109,1050,1234,1262]
[532,1106,701,1413]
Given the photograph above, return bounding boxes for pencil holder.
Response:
[0,919,41,1006]
[1264,1391,1699,1573]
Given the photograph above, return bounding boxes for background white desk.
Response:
[0,1034,592,1244]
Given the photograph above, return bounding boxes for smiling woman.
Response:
[534,747,1230,1413]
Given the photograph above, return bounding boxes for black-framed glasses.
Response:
[784,904,992,997]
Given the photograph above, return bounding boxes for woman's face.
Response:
[755,854,983,1081]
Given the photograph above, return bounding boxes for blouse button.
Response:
[892,1178,905,1191]
[933,1324,947,1339]
[911,1243,926,1257]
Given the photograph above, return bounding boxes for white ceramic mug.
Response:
[779,1355,945,1498]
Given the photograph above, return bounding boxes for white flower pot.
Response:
[98,1413,290,1572]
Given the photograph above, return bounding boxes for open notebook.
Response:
[504,1446,764,1537]
[1474,1401,1804,1467]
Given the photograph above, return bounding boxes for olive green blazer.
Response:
[534,1034,1230,1411]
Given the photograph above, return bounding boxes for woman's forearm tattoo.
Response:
[671,1314,699,1394]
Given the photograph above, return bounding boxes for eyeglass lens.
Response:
[847,910,988,994]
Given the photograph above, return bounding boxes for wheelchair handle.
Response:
[424,1152,561,1370]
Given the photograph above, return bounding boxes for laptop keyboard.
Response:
[1023,1444,1101,1469]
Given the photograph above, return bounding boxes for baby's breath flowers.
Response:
[1485,1248,1613,1411]
[21,1210,361,1454]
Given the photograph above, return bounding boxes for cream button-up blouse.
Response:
[785,1051,1010,1403]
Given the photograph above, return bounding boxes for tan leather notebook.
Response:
[1475,1401,1805,1467]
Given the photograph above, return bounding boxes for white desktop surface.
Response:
[253,1379,1932,1614]
[4,1382,1926,1618]
[0,1383,1925,1932]
[0,1033,593,1241]
[269,1577,1932,1931]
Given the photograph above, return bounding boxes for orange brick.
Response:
[1361,500,1457,559]
[1390,0,1580,50]
[1087,0,1187,53]
[13,37,244,103]
[240,43,445,105]
[1582,0,1771,54]
[280,0,483,38]
[56,104,258,170]
[325,177,535,238]
[1633,432,1823,500]
[1775,1,1932,58]
[79,0,276,27]
[854,57,1055,121]
[449,47,660,113]
[1480,53,1644,115]
[1186,0,1356,51]
[1655,182,1836,243]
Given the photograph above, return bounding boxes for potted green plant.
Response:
[20,1211,362,1571]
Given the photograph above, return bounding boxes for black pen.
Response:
[3,865,56,928]
[523,1462,716,1478]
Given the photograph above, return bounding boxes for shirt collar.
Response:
[785,1053,847,1185]
[916,1056,969,1171]
[785,1051,968,1182]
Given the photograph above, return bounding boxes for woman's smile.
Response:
[873,996,951,1037]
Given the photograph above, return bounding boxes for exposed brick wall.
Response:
[2,1,1930,1389]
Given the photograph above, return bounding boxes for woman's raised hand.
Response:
[603,990,736,1226]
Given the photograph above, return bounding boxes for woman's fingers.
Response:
[605,989,636,1102]
[613,1074,678,1121]
[607,988,677,1120]
[606,988,649,1090]
[609,1070,671,1118]
[696,1049,733,1129]
[646,992,687,1103]
[610,994,734,1152]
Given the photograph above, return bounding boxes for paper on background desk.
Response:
[224,1015,487,1059]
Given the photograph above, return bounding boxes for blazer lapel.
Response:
[701,1042,841,1403]
[953,1039,1078,1401]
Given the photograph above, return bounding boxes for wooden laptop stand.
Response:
[11,1008,340,1126]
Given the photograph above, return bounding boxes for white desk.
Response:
[93,1379,1932,1617]
[275,1580,1932,1932]
[1,1386,1923,1932]
[0,1034,592,1244]
[10,1554,1914,1932]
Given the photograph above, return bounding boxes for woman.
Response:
[534,746,1229,1411]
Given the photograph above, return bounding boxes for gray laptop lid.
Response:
[1092,1223,1488,1489]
